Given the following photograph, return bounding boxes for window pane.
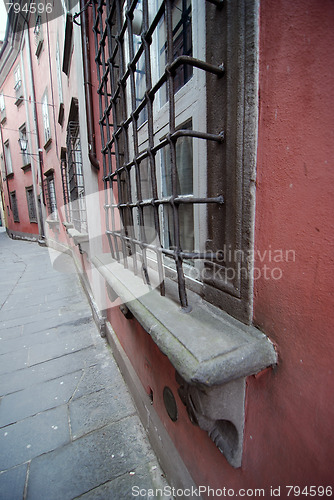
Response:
[56,39,63,103]
[66,121,87,232]
[4,142,13,175]
[158,0,192,106]
[160,131,194,253]
[42,93,51,142]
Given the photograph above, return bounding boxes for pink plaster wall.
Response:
[252,0,334,485]
[0,42,39,235]
[105,0,334,493]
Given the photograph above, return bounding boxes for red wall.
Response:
[0,43,39,236]
[94,0,334,495]
[252,0,334,485]
[110,0,334,492]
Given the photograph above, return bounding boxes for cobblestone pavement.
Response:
[0,229,170,500]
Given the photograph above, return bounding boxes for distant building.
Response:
[0,0,333,494]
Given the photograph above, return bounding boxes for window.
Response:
[19,125,29,166]
[42,91,51,145]
[14,66,23,105]
[56,37,65,124]
[56,39,63,104]
[60,148,70,220]
[10,191,19,222]
[65,122,87,232]
[0,93,5,111]
[34,15,44,57]
[14,66,21,89]
[44,171,58,220]
[4,140,13,176]
[25,186,37,223]
[0,92,6,123]
[93,0,259,323]
[61,100,87,233]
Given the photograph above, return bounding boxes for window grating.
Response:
[65,122,87,232]
[92,0,225,310]
[61,149,70,221]
[44,175,58,219]
[26,186,37,223]
[10,191,19,222]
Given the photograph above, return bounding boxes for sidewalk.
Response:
[0,229,170,500]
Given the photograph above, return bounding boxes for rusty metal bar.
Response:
[105,194,224,209]
[93,0,225,311]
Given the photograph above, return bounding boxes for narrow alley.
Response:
[0,229,169,500]
[0,0,333,494]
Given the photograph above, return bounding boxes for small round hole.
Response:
[163,386,178,422]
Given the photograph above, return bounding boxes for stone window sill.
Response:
[43,137,52,151]
[21,163,31,172]
[92,253,277,387]
[67,228,89,247]
[46,218,59,227]
[92,253,277,467]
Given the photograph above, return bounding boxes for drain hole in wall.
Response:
[147,386,154,404]
[163,386,178,422]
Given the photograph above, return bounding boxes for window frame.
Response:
[44,171,58,220]
[0,91,6,124]
[4,140,13,176]
[14,65,23,105]
[92,0,259,324]
[14,66,21,90]
[0,92,5,111]
[10,190,19,222]
[61,100,87,233]
[56,36,65,125]
[25,185,38,223]
[34,14,44,57]
[41,90,52,146]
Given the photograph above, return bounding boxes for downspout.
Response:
[79,0,99,170]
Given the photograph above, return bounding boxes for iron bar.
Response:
[93,0,226,311]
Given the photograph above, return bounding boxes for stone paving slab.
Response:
[0,348,94,397]
[0,307,91,331]
[26,326,95,366]
[26,416,156,500]
[0,349,29,375]
[0,325,69,356]
[70,360,124,401]
[0,230,170,499]
[0,293,84,319]
[74,462,173,500]
[0,463,28,500]
[0,406,70,471]
[22,313,92,337]
[2,288,83,311]
[0,370,83,427]
[69,385,135,440]
[0,324,24,341]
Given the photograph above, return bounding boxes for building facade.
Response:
[0,0,333,495]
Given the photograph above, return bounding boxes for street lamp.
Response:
[18,137,28,153]
[18,138,43,156]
